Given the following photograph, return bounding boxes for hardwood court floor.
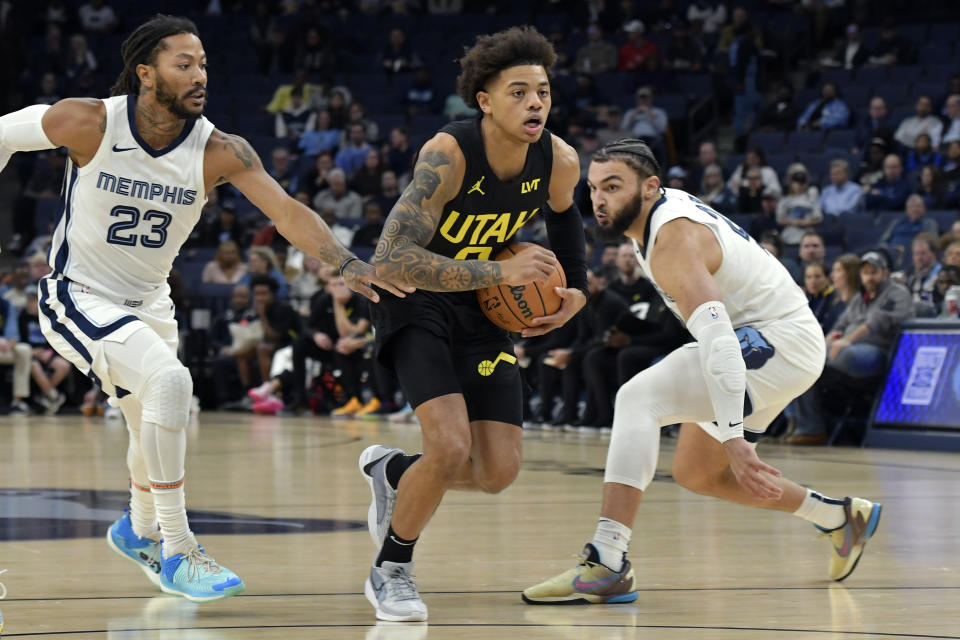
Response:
[1,412,958,639]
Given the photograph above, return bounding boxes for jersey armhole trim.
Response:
[75,97,115,177]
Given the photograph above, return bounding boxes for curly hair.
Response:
[456,26,557,110]
[111,14,199,96]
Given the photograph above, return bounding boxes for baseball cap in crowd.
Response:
[860,250,889,270]
[869,137,888,149]
[635,86,653,98]
[624,19,645,34]
[667,166,687,179]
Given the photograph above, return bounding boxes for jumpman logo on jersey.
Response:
[467,176,486,196]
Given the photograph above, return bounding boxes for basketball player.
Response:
[0,15,407,603]
[359,27,588,621]
[523,139,882,605]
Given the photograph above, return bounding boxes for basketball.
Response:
[476,243,566,332]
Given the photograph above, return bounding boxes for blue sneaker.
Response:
[160,545,245,603]
[106,511,162,588]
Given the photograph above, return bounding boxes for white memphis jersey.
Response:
[48,94,214,298]
[632,188,808,328]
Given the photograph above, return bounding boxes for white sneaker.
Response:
[359,445,404,547]
[364,561,428,622]
[37,391,66,416]
[386,404,417,424]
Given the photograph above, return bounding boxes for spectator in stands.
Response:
[945,240,960,267]
[618,20,658,72]
[0,295,31,415]
[575,24,618,74]
[718,5,762,53]
[728,146,782,196]
[596,104,624,146]
[275,87,315,153]
[352,201,386,249]
[326,88,350,129]
[915,165,945,210]
[384,126,413,179]
[243,247,289,300]
[268,147,298,195]
[690,140,719,188]
[249,2,278,76]
[829,252,861,320]
[380,27,421,75]
[728,15,761,142]
[777,163,822,245]
[749,187,779,237]
[266,69,321,114]
[313,168,362,221]
[797,82,850,131]
[895,95,944,151]
[823,23,869,70]
[298,110,340,159]
[202,240,248,285]
[19,287,68,415]
[760,229,802,282]
[867,20,914,67]
[820,158,863,217]
[905,133,942,174]
[345,101,379,145]
[300,151,334,202]
[880,194,938,250]
[1,261,30,330]
[665,19,704,72]
[210,283,258,409]
[351,150,384,199]
[805,262,840,333]
[864,154,911,211]
[934,265,960,317]
[687,0,727,41]
[620,86,668,154]
[35,72,62,105]
[335,123,373,178]
[404,65,440,116]
[570,73,606,113]
[853,98,893,156]
[376,170,401,215]
[756,83,801,132]
[247,275,301,397]
[799,230,827,270]
[698,164,737,215]
[287,255,330,315]
[943,140,960,176]
[903,232,942,305]
[666,166,688,191]
[737,167,766,214]
[65,34,97,80]
[295,26,335,78]
[789,249,913,445]
[940,95,960,146]
[78,0,117,35]
[856,138,887,187]
[33,24,65,78]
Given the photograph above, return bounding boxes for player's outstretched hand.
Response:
[521,287,587,338]
[500,246,561,287]
[342,259,415,303]
[722,437,783,500]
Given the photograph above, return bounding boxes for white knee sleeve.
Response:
[604,374,662,491]
[141,363,193,431]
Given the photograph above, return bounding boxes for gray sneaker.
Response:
[37,391,66,416]
[359,445,403,547]
[364,561,428,622]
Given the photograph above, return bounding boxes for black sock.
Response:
[385,453,421,490]
[376,525,418,566]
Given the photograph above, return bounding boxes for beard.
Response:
[155,74,204,119]
[596,191,644,242]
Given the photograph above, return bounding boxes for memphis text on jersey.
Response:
[438,208,539,260]
[96,171,198,206]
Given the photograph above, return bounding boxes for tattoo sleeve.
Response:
[373,150,502,291]
[221,134,259,169]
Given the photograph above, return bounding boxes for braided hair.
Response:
[111,14,199,96]
[592,138,662,183]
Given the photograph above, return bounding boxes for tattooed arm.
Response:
[373,133,560,291]
[205,129,412,302]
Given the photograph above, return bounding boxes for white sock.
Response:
[793,489,847,530]
[129,479,158,538]
[591,517,631,571]
[140,420,196,557]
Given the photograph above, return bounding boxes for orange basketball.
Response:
[476,242,566,332]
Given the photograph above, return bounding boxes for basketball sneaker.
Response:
[355,397,382,419]
[522,543,638,605]
[159,545,245,603]
[106,510,162,588]
[818,496,882,581]
[359,444,404,547]
[365,561,428,622]
[332,397,364,417]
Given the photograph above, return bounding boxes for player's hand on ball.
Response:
[342,259,415,303]
[723,437,783,500]
[521,287,587,338]
[499,246,561,286]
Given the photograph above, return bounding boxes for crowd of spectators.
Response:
[1,1,959,444]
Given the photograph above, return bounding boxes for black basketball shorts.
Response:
[380,325,523,427]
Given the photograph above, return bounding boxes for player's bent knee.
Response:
[421,436,471,478]
[476,457,520,494]
[140,364,193,431]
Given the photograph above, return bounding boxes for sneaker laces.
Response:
[184,548,223,581]
[383,566,420,602]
